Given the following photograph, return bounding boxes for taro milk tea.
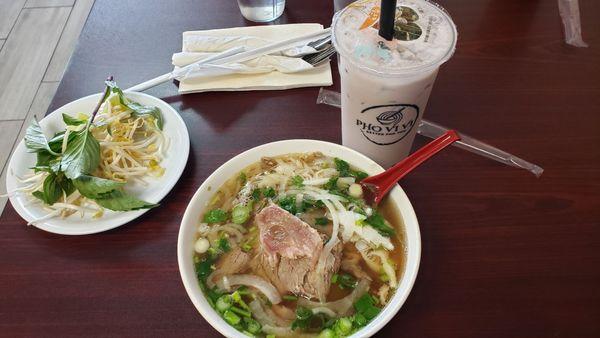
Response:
[332,0,457,167]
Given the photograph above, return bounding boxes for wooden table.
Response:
[1,0,599,336]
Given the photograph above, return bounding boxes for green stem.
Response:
[90,75,113,123]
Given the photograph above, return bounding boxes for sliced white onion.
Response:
[217,274,282,304]
[297,279,370,317]
[311,307,337,317]
[249,299,291,327]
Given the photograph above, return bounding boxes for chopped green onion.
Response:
[331,274,339,284]
[241,242,253,252]
[354,294,381,320]
[223,310,241,325]
[232,290,250,311]
[230,305,251,318]
[244,317,261,334]
[283,295,298,301]
[232,204,251,224]
[318,328,335,338]
[216,295,233,312]
[334,317,353,335]
[353,313,368,327]
[239,172,247,184]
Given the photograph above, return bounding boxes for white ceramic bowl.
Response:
[178,139,421,337]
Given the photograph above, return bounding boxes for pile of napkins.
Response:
[172,24,333,93]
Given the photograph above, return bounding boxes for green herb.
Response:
[332,273,357,290]
[291,175,304,187]
[353,294,381,321]
[195,256,215,283]
[241,242,253,252]
[217,236,231,253]
[364,211,395,237]
[72,175,125,198]
[62,113,87,126]
[334,158,368,181]
[203,209,228,223]
[31,172,75,205]
[230,306,251,318]
[243,317,261,334]
[216,295,233,312]
[59,124,100,179]
[239,172,247,184]
[323,177,338,191]
[222,310,241,326]
[251,188,261,200]
[278,195,298,215]
[262,187,276,198]
[315,217,329,226]
[93,190,157,211]
[283,295,298,301]
[231,204,251,224]
[24,120,60,156]
[47,131,76,154]
[291,306,314,330]
[105,80,164,129]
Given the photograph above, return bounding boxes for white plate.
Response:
[6,92,190,235]
[178,140,421,338]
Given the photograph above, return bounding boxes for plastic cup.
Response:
[331,0,457,167]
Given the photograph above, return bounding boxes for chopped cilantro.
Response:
[364,211,395,237]
[262,187,276,198]
[315,217,329,226]
[251,188,261,200]
[290,175,304,187]
[217,236,231,253]
[203,209,228,223]
[334,158,368,181]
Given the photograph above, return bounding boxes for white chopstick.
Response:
[125,27,331,92]
[125,46,246,92]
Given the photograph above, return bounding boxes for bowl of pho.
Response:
[178,140,421,337]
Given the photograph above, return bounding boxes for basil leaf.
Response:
[41,174,63,205]
[105,80,163,129]
[24,120,59,155]
[58,178,76,197]
[60,127,100,179]
[72,175,125,199]
[48,131,77,153]
[62,113,86,126]
[93,190,157,211]
[36,150,55,168]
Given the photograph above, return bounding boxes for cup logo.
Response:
[356,104,419,145]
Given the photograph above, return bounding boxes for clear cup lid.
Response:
[332,0,458,76]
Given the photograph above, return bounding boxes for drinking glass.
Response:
[237,0,285,22]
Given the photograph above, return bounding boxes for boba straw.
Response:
[379,0,398,40]
[316,88,544,177]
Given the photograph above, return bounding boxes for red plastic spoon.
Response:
[361,130,461,205]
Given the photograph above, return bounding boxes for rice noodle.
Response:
[216,274,282,304]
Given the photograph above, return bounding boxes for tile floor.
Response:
[0,0,95,214]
